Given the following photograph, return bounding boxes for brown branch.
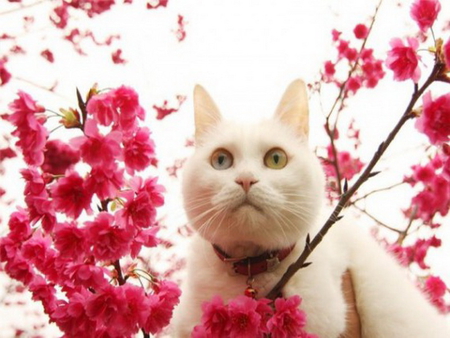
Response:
[0,0,48,16]
[350,181,405,204]
[324,0,384,195]
[352,203,402,233]
[266,60,445,300]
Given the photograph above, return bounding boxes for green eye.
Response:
[264,148,288,169]
[211,149,233,170]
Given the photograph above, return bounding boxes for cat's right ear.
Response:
[194,84,222,145]
[274,79,309,138]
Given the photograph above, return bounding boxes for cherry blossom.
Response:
[386,37,421,82]
[410,0,441,32]
[416,92,450,145]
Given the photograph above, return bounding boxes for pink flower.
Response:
[50,170,93,218]
[424,276,449,313]
[86,284,126,326]
[116,177,164,229]
[65,262,108,290]
[386,37,421,82]
[410,0,441,32]
[227,295,262,337]
[87,91,118,126]
[7,91,48,165]
[84,165,124,200]
[51,290,97,335]
[353,24,369,39]
[324,146,364,181]
[54,222,88,260]
[74,119,122,170]
[7,209,32,242]
[346,76,362,94]
[4,252,34,285]
[129,227,160,258]
[196,295,230,337]
[143,282,181,335]
[123,127,157,174]
[113,86,145,134]
[416,92,450,145]
[85,212,131,261]
[114,284,151,336]
[29,275,58,314]
[267,295,307,338]
[42,139,80,175]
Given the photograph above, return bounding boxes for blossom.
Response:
[116,177,164,229]
[86,284,125,327]
[424,276,449,313]
[123,127,157,174]
[54,222,88,260]
[416,92,450,145]
[65,263,108,290]
[324,146,364,181]
[386,37,421,82]
[410,0,441,32]
[7,209,32,242]
[267,295,307,338]
[114,284,151,336]
[353,24,369,39]
[29,275,58,314]
[227,296,262,337]
[7,91,48,165]
[113,86,145,134]
[50,170,93,218]
[74,119,122,169]
[42,139,80,175]
[84,165,124,200]
[143,282,181,335]
[85,212,132,261]
[195,295,230,337]
[86,90,118,126]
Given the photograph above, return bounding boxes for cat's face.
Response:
[182,80,325,251]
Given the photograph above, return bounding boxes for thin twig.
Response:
[0,0,48,16]
[266,59,445,300]
[352,203,402,233]
[324,0,384,195]
[350,181,405,204]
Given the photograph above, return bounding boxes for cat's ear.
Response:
[274,79,309,138]
[194,84,222,144]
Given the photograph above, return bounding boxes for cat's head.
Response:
[182,80,325,252]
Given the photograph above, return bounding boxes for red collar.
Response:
[212,244,295,276]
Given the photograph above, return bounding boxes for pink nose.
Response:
[235,178,258,193]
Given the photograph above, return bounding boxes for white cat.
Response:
[171,80,449,337]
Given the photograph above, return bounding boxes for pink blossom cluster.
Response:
[386,0,444,83]
[322,24,385,95]
[192,295,317,338]
[424,276,450,313]
[0,86,180,337]
[404,152,450,222]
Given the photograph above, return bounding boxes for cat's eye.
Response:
[264,148,288,169]
[211,149,233,170]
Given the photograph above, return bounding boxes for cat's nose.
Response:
[235,177,259,193]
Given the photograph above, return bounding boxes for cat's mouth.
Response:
[233,199,263,213]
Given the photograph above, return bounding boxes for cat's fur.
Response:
[172,80,449,337]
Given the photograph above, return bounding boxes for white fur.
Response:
[171,83,449,337]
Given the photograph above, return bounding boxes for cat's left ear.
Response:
[194,84,222,145]
[274,79,309,138]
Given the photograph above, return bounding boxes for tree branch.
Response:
[266,60,445,300]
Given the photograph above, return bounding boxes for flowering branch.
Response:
[266,57,446,300]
